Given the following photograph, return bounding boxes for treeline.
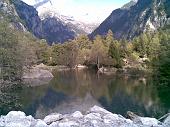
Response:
[41,30,168,70]
[1,17,170,83]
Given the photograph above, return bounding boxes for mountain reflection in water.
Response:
[0,69,169,119]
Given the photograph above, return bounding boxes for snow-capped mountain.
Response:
[35,0,98,34]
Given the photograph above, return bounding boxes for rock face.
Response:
[10,0,97,44]
[11,0,76,44]
[38,7,98,35]
[0,0,26,31]
[90,0,170,40]
[12,0,43,39]
[0,106,169,127]
[41,17,75,44]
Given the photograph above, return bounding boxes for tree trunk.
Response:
[97,56,100,70]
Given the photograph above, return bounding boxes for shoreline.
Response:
[0,106,169,127]
[34,63,150,75]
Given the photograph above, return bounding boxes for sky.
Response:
[22,0,130,23]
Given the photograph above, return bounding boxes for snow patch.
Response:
[146,18,156,30]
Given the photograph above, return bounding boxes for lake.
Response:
[0,69,170,119]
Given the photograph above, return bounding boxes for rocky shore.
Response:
[0,106,169,127]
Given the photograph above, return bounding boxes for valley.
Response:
[0,0,170,127]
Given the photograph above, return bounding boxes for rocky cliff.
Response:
[11,0,77,44]
[0,106,170,127]
[0,0,26,31]
[10,0,97,44]
[90,0,170,40]
[12,0,43,38]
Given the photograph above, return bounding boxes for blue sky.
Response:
[22,0,130,23]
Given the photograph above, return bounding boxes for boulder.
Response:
[139,117,160,126]
[0,106,165,127]
[58,121,79,127]
[48,122,59,127]
[71,111,83,118]
[1,111,35,127]
[127,111,160,126]
[35,120,48,127]
[23,67,54,79]
[164,114,170,126]
[89,105,111,114]
[84,113,102,121]
[43,113,63,125]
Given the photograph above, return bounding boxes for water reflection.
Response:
[0,69,169,119]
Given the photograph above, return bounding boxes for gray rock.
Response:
[35,120,48,127]
[0,106,165,127]
[164,115,170,126]
[84,113,102,121]
[3,111,32,127]
[89,105,111,115]
[49,122,59,127]
[43,113,63,125]
[71,111,83,118]
[138,117,160,126]
[23,67,54,79]
[58,121,79,127]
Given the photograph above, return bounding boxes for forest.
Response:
[0,19,170,87]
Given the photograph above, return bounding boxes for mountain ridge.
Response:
[36,1,98,34]
[12,0,98,44]
[11,0,78,44]
[90,0,170,40]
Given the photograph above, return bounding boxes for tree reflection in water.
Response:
[0,69,169,119]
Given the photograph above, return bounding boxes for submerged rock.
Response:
[0,106,169,127]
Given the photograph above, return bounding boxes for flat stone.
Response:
[89,106,111,115]
[43,113,63,125]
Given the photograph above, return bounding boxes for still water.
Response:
[0,69,170,119]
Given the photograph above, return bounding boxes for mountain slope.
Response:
[12,0,43,38]
[12,0,77,44]
[36,1,98,34]
[0,0,26,31]
[121,0,137,10]
[90,0,170,40]
[11,0,97,44]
